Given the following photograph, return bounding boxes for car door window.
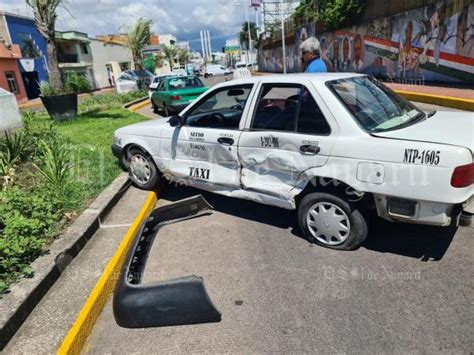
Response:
[158,80,165,91]
[184,85,253,129]
[252,84,331,135]
[252,85,301,131]
[296,88,331,135]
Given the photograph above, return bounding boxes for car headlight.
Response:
[114,136,122,146]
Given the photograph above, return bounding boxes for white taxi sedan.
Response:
[112,73,473,250]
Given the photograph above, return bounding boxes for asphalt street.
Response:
[82,75,473,353]
[85,184,473,353]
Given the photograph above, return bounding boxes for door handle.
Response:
[217,137,234,146]
[300,145,320,155]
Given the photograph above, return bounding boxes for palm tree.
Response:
[162,44,178,70]
[239,21,258,50]
[123,17,152,71]
[177,48,190,67]
[25,0,63,89]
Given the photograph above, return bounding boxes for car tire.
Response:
[126,148,160,191]
[298,192,368,250]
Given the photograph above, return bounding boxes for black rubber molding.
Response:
[113,195,221,328]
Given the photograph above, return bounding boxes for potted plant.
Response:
[39,81,78,122]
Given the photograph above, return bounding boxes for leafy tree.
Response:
[25,0,64,89]
[122,18,152,71]
[162,44,178,69]
[143,54,157,73]
[239,21,258,50]
[177,48,190,67]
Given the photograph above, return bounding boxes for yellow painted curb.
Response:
[57,191,158,355]
[394,90,474,111]
[129,99,150,112]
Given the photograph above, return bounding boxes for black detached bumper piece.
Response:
[113,195,222,328]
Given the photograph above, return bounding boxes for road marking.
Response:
[57,191,158,355]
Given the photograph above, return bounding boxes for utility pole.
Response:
[280,0,286,74]
[244,0,252,67]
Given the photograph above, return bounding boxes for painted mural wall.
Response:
[258,0,474,84]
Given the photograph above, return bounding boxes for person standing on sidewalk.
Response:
[300,37,328,73]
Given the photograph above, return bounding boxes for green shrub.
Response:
[33,139,76,209]
[39,81,67,97]
[0,131,31,181]
[64,72,92,94]
[0,187,60,294]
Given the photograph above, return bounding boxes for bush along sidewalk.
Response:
[0,90,148,295]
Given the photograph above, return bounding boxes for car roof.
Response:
[226,72,365,86]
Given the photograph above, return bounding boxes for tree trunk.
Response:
[47,41,63,90]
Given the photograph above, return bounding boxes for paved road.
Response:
[85,184,473,353]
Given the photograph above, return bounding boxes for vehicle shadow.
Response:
[158,184,456,261]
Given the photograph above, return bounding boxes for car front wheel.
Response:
[126,148,160,190]
[298,192,368,250]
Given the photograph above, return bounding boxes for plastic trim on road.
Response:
[57,191,158,355]
[113,195,221,328]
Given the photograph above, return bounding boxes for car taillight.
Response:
[170,95,181,100]
[451,163,474,188]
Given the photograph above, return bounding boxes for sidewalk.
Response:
[385,83,473,100]
[18,87,116,110]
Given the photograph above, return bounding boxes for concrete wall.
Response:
[258,0,474,84]
[89,39,133,89]
[0,88,22,133]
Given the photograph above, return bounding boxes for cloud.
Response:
[0,0,249,46]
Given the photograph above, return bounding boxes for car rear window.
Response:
[168,77,203,90]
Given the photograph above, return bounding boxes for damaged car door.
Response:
[238,82,338,200]
[160,84,255,189]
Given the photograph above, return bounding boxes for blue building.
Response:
[0,11,49,99]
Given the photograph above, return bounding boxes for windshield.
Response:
[167,77,203,90]
[130,70,153,78]
[327,76,424,133]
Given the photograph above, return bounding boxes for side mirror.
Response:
[168,115,184,127]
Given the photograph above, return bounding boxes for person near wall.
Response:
[300,37,328,73]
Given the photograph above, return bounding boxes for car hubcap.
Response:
[130,154,151,184]
[306,202,351,246]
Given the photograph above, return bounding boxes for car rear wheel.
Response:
[126,148,160,190]
[152,102,159,114]
[298,192,368,250]
[163,103,170,117]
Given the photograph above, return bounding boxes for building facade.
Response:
[56,31,95,89]
[0,41,27,103]
[0,11,49,100]
[89,38,133,88]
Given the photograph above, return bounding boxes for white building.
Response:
[158,34,176,46]
[89,39,133,89]
[176,41,190,51]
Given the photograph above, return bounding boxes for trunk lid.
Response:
[373,111,474,153]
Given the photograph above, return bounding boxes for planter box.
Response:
[40,93,78,121]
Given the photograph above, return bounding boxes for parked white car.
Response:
[204,64,232,78]
[112,73,473,250]
[116,70,154,94]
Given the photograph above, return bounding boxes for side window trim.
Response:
[249,83,304,132]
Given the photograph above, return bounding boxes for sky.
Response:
[0,0,259,51]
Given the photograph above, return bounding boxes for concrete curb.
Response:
[58,191,158,355]
[0,173,131,350]
[393,90,474,111]
[124,97,150,112]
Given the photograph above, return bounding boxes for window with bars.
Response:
[5,72,19,94]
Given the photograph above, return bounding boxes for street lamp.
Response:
[235,1,252,67]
